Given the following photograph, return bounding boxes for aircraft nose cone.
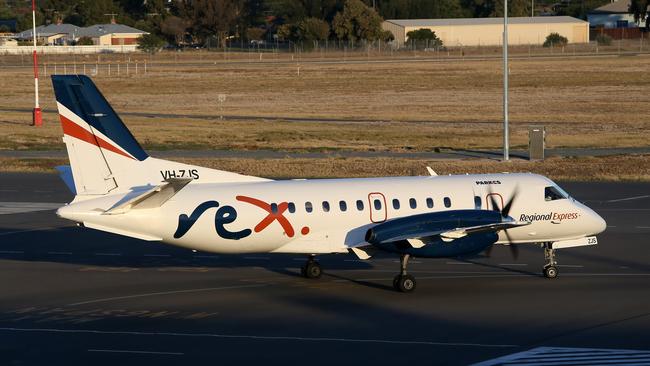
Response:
[590,210,607,235]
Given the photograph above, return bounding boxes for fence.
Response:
[41,59,148,78]
[0,44,139,55]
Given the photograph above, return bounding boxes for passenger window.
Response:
[356,200,364,211]
[392,199,400,210]
[545,186,567,201]
[444,197,451,208]
[271,203,278,213]
[322,201,330,212]
[409,198,417,209]
[288,202,296,213]
[474,196,481,209]
[374,199,382,210]
[339,200,347,212]
[426,197,433,208]
[305,201,313,213]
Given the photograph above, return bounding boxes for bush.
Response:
[595,34,612,46]
[543,32,568,47]
[76,36,94,45]
[406,28,443,49]
[137,33,164,54]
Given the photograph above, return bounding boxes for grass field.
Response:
[1,52,648,179]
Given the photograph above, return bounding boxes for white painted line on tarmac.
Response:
[88,349,183,356]
[94,253,122,256]
[0,250,24,254]
[48,251,72,255]
[67,284,267,306]
[559,264,584,268]
[0,327,518,348]
[607,195,650,203]
[635,226,650,229]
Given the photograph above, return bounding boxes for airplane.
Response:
[52,75,606,293]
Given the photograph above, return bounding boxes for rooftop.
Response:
[16,23,147,39]
[385,16,588,27]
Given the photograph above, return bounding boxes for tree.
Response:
[137,33,164,53]
[185,0,246,48]
[630,0,649,29]
[297,17,330,41]
[332,0,384,41]
[161,15,188,45]
[246,26,265,41]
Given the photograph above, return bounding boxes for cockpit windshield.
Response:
[544,186,569,201]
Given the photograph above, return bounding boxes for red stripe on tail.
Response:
[59,114,134,160]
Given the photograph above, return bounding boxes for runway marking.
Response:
[94,253,122,256]
[558,264,584,268]
[48,251,72,255]
[0,250,24,254]
[606,195,650,202]
[0,327,518,348]
[471,346,650,366]
[88,349,183,356]
[0,202,63,215]
[67,284,267,306]
[635,226,650,229]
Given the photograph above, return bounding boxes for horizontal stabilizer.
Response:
[103,178,192,215]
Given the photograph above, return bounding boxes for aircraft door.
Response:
[486,192,504,211]
[368,192,387,223]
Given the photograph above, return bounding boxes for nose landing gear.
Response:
[543,243,559,279]
[393,254,416,293]
[301,255,322,279]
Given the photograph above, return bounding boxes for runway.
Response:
[1,173,649,365]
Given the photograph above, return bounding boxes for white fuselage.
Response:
[58,173,606,255]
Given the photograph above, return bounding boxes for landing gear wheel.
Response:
[395,274,416,293]
[303,261,322,279]
[543,265,559,279]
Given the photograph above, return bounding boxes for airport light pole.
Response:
[31,0,42,127]
[503,0,509,161]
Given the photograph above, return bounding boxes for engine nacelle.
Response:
[366,210,501,258]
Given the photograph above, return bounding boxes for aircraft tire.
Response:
[396,275,416,293]
[304,261,322,279]
[543,265,559,279]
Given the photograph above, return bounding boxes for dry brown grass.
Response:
[1,54,649,153]
[3,154,648,181]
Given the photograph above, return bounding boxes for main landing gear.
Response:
[543,243,559,279]
[393,254,416,293]
[301,255,322,279]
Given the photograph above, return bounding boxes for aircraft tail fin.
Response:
[52,75,267,197]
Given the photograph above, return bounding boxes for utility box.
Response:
[529,125,546,160]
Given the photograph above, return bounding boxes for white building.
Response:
[16,22,147,46]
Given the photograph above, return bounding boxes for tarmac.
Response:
[1,173,649,365]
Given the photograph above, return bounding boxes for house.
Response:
[587,0,648,28]
[15,22,147,46]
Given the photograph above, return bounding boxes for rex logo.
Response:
[173,195,307,240]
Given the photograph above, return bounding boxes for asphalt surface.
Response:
[1,173,649,365]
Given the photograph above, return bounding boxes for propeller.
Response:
[484,186,520,260]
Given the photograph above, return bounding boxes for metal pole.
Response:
[503,0,509,161]
[31,0,42,126]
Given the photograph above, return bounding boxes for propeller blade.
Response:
[503,230,519,260]
[502,186,519,218]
